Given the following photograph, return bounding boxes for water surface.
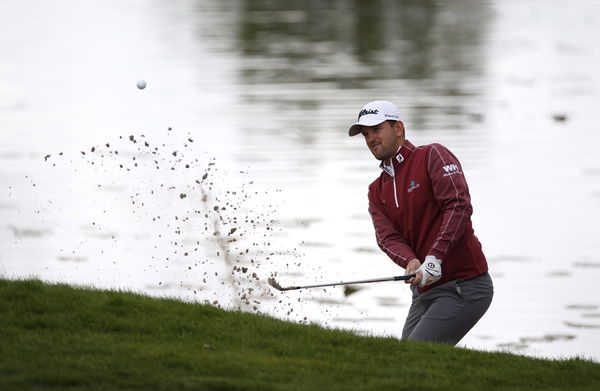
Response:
[1,0,599,361]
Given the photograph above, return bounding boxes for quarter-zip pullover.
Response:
[368,139,488,292]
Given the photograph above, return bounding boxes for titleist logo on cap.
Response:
[358,109,378,120]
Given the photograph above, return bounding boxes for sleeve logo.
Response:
[442,164,462,176]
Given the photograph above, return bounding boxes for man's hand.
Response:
[405,259,421,285]
[416,256,442,287]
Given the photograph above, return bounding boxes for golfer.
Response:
[349,100,493,345]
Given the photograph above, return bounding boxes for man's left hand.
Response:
[416,256,442,287]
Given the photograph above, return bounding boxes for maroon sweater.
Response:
[367,140,488,292]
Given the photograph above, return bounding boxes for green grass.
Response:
[1,279,599,391]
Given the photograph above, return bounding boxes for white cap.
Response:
[348,100,402,136]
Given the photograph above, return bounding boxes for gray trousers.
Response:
[402,272,493,345]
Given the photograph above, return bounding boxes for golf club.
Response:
[267,274,417,292]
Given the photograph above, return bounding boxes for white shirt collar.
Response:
[380,146,404,176]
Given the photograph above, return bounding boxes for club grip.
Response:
[394,274,416,281]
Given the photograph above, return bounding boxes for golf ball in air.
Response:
[137,80,147,89]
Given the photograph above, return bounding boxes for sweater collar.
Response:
[380,139,415,176]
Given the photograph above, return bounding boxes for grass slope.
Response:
[1,279,599,391]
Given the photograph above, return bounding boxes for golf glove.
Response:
[417,256,442,287]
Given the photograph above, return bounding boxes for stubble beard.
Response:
[370,144,393,162]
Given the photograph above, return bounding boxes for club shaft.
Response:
[288,274,416,290]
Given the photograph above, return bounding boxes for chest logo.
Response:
[407,180,421,193]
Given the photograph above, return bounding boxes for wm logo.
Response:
[443,164,459,173]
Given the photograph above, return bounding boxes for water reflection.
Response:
[237,0,489,81]
[235,0,491,132]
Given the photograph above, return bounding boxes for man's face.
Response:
[361,121,404,161]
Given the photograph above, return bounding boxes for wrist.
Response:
[425,254,442,264]
[426,249,444,262]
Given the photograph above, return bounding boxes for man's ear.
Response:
[395,121,405,137]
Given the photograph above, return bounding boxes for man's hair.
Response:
[387,120,405,134]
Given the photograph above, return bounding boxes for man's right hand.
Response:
[405,259,421,285]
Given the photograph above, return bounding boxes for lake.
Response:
[1,0,599,361]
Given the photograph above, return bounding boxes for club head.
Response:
[267,277,289,291]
